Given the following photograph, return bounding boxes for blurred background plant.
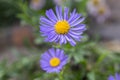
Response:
[0,0,120,80]
[0,0,20,27]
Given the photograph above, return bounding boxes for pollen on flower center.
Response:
[54,20,70,34]
[98,7,105,15]
[93,0,99,6]
[50,57,60,67]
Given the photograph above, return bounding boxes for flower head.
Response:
[108,73,120,80]
[40,48,68,73]
[53,0,63,6]
[87,0,111,23]
[96,5,111,23]
[30,0,46,10]
[40,6,86,46]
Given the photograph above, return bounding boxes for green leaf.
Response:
[87,71,96,80]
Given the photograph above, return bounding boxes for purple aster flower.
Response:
[96,6,111,23]
[30,0,46,10]
[40,6,86,46]
[53,0,63,6]
[87,0,111,23]
[40,48,68,73]
[108,73,120,80]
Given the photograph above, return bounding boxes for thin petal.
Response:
[68,9,76,22]
[108,75,115,80]
[70,17,85,27]
[64,7,69,20]
[69,14,81,26]
[46,10,56,23]
[56,6,62,20]
[65,35,76,46]
[40,16,55,26]
[115,73,120,80]
[48,48,56,57]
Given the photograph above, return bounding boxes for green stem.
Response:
[59,70,64,80]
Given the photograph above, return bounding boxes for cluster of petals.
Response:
[108,73,120,80]
[87,0,111,23]
[39,6,86,73]
[40,6,86,46]
[40,48,68,73]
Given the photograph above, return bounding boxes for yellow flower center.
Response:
[54,20,70,34]
[93,0,99,6]
[50,57,60,67]
[98,7,105,15]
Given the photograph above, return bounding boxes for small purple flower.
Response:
[108,73,120,80]
[40,6,86,46]
[96,6,111,23]
[53,0,63,6]
[40,48,68,73]
[30,0,46,10]
[87,0,111,23]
